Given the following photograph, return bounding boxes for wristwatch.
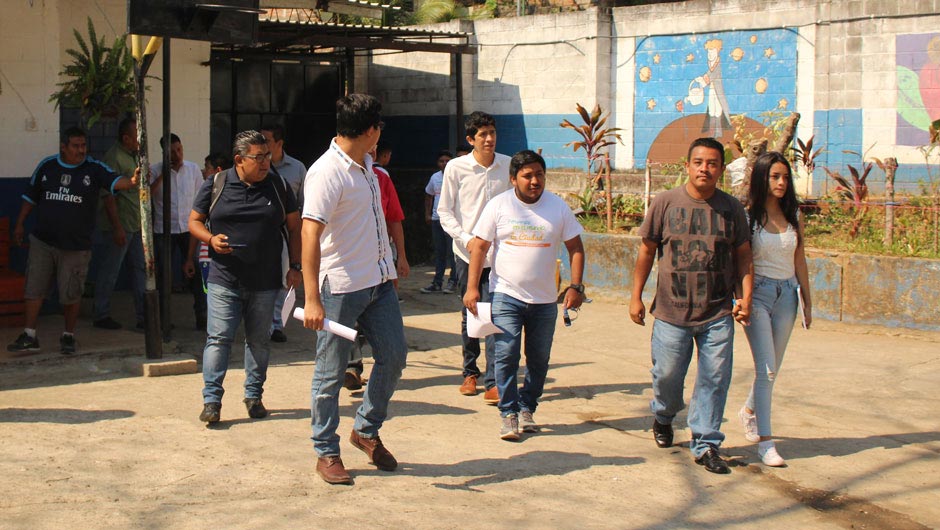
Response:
[289,263,302,272]
[567,283,585,295]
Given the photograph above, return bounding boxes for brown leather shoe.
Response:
[349,430,398,471]
[483,386,499,405]
[344,371,364,391]
[316,456,352,485]
[459,375,478,396]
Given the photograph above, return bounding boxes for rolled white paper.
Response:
[292,307,358,341]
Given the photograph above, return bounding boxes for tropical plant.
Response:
[406,0,493,24]
[823,155,882,239]
[49,18,136,129]
[560,103,623,188]
[790,135,824,173]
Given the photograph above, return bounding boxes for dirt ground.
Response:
[1,267,938,529]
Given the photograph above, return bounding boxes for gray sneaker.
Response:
[500,414,520,441]
[420,283,442,294]
[519,410,539,433]
[442,280,457,294]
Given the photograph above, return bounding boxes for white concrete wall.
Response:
[0,0,209,179]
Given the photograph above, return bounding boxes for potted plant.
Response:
[49,18,136,129]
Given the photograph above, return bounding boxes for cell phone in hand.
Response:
[227,243,248,248]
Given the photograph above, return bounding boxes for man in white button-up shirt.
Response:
[437,111,511,403]
[151,133,207,327]
[301,94,408,486]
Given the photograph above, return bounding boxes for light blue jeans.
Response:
[743,275,798,437]
[310,278,408,457]
[491,292,557,417]
[650,315,734,458]
[92,229,145,323]
[201,283,278,403]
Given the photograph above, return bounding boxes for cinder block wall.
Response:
[369,0,940,194]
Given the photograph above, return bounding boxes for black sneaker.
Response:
[7,332,40,353]
[695,446,731,474]
[244,398,268,419]
[270,329,287,343]
[59,334,76,355]
[93,317,122,330]
[199,402,221,423]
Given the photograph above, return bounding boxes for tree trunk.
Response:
[884,157,897,246]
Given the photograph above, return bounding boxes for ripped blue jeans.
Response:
[743,275,798,437]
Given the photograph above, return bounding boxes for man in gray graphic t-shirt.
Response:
[629,137,752,475]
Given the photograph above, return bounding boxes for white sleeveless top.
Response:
[752,223,798,279]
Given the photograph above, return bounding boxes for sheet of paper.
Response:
[797,285,808,329]
[280,287,296,328]
[467,302,501,338]
[291,307,358,341]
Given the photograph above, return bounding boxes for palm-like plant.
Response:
[824,161,874,239]
[560,103,623,187]
[49,18,136,129]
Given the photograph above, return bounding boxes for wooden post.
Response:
[772,112,801,154]
[884,157,897,247]
[604,153,612,231]
[134,48,163,359]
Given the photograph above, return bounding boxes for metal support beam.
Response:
[161,40,173,341]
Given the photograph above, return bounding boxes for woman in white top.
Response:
[738,151,812,467]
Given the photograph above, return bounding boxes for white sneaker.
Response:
[758,442,786,467]
[739,406,760,443]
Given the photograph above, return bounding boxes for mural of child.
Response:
[695,39,733,137]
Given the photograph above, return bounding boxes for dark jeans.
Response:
[155,232,207,320]
[453,257,496,389]
[430,220,457,287]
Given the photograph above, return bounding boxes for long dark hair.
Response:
[748,151,800,238]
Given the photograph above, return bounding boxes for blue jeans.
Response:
[430,220,457,287]
[492,292,557,417]
[92,229,145,322]
[649,315,734,458]
[310,278,408,457]
[201,283,278,403]
[743,276,798,437]
[271,287,288,333]
[453,258,496,389]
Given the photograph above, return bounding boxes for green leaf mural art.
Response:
[897,65,932,131]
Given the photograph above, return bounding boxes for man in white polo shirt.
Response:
[463,150,585,440]
[301,94,408,486]
[437,111,511,403]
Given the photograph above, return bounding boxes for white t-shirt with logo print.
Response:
[472,189,583,304]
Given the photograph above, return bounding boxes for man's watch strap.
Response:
[568,283,585,294]
[289,262,302,272]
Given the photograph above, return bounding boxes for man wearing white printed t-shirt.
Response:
[301,94,408,486]
[463,150,586,441]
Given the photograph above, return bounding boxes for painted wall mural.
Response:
[633,29,798,166]
[896,33,940,146]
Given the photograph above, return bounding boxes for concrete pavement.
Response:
[0,267,938,529]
